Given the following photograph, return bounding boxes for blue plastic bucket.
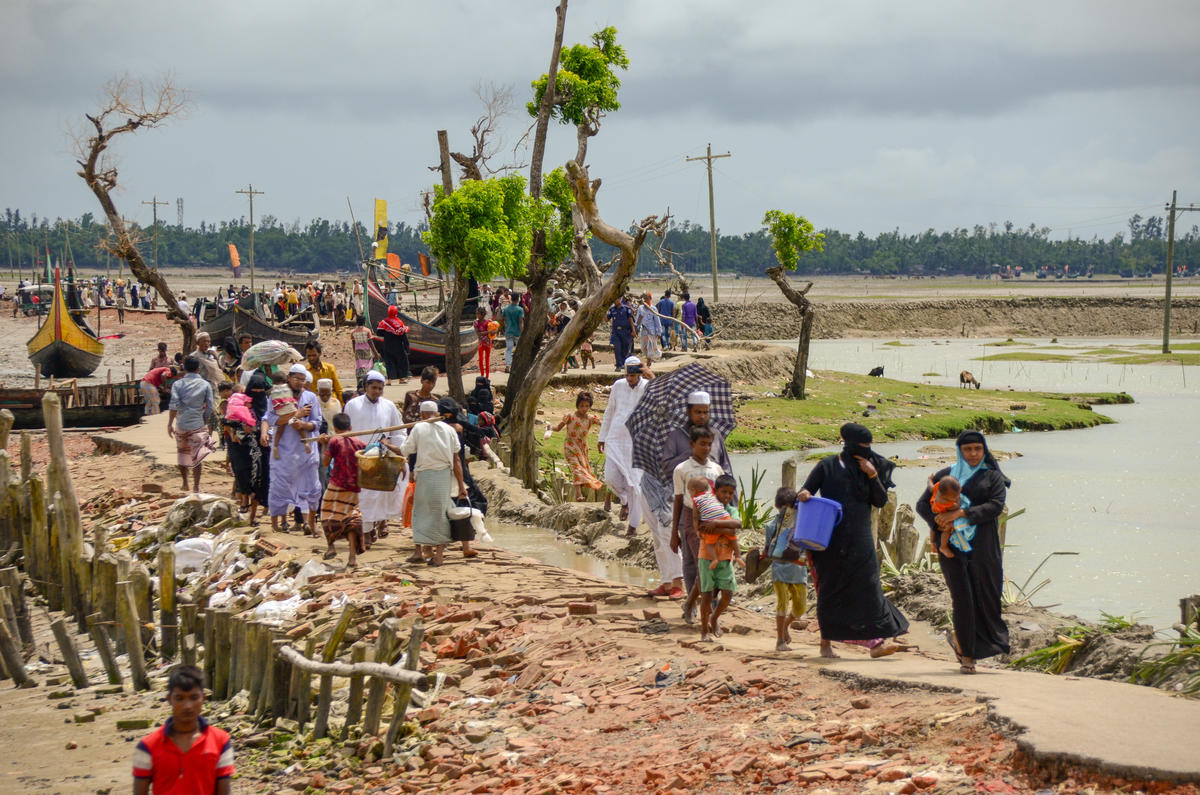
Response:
[788,496,843,552]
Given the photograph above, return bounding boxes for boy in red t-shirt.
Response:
[320,412,367,568]
[133,665,233,794]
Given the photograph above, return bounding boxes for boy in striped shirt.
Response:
[133,665,233,794]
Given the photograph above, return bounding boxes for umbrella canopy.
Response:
[626,363,735,478]
[241,340,303,371]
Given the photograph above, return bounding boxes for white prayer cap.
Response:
[623,356,641,368]
[419,400,438,413]
[304,370,313,384]
[365,370,386,384]
[288,363,308,377]
[317,378,333,390]
[687,390,711,406]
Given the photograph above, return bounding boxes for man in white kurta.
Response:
[343,370,407,539]
[598,356,650,536]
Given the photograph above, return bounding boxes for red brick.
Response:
[567,602,597,615]
[912,773,939,789]
[728,755,757,775]
[878,768,909,782]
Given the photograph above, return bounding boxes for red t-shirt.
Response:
[328,435,366,492]
[132,717,234,794]
[143,367,173,387]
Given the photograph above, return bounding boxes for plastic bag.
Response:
[174,538,214,574]
[254,593,305,624]
[293,559,328,589]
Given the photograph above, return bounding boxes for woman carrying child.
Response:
[550,392,604,502]
[799,422,909,659]
[914,430,1011,674]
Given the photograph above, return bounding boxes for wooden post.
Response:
[296,636,316,728]
[0,451,11,551]
[0,567,33,647]
[181,633,197,668]
[212,609,232,699]
[253,625,275,717]
[117,580,150,691]
[247,622,268,702]
[228,618,244,695]
[19,430,31,482]
[28,475,59,610]
[180,603,198,645]
[50,617,89,689]
[343,641,368,737]
[202,609,217,686]
[94,555,119,654]
[0,585,19,643]
[1182,595,1200,630]
[313,603,358,739]
[363,618,399,736]
[44,392,83,611]
[384,621,426,756]
[271,638,290,720]
[0,616,35,687]
[0,408,14,450]
[88,612,123,686]
[781,457,798,491]
[157,547,177,662]
[53,492,81,623]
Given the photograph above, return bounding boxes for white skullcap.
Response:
[288,363,308,376]
[623,356,641,368]
[687,390,711,406]
[419,400,438,413]
[304,370,313,384]
[316,378,333,389]
[365,370,386,383]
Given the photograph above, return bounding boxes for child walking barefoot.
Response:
[550,392,604,502]
[763,486,810,651]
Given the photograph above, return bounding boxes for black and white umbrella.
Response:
[626,363,735,478]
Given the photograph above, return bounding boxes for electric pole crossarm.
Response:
[685,143,731,302]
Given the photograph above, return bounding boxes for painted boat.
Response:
[27,271,104,378]
[0,380,143,430]
[365,268,478,370]
[200,303,312,348]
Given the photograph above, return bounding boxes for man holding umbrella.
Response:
[598,356,652,537]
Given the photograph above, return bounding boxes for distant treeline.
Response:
[3,208,1198,279]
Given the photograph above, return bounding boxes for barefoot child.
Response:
[671,426,725,625]
[578,334,595,369]
[762,486,810,651]
[691,474,742,641]
[132,665,233,795]
[320,413,366,568]
[550,392,604,502]
[928,475,974,558]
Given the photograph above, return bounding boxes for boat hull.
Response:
[200,304,312,348]
[26,274,105,378]
[366,271,478,370]
[0,381,144,429]
[29,340,103,379]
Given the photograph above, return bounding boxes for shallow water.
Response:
[732,337,1200,629]
[484,519,655,589]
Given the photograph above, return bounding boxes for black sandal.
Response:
[946,634,964,664]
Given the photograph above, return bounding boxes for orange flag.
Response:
[386,252,401,278]
[418,252,430,276]
[228,243,241,277]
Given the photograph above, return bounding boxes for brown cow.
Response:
[960,370,980,389]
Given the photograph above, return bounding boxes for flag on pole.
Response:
[373,199,388,262]
[418,252,430,276]
[386,252,401,278]
[228,243,241,278]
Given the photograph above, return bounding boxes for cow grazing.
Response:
[960,370,981,389]
[868,366,884,377]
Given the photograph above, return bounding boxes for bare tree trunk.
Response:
[444,271,468,406]
[767,266,814,400]
[507,159,664,487]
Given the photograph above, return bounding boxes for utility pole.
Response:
[141,196,168,269]
[686,143,731,302]
[236,184,264,293]
[1162,189,1200,353]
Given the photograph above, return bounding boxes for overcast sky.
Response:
[2,0,1198,243]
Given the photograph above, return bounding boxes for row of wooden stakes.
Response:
[0,396,431,750]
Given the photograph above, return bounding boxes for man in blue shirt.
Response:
[606,297,635,372]
[168,355,216,493]
[655,292,674,351]
[500,292,525,371]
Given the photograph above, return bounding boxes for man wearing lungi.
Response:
[597,356,651,537]
[402,400,467,567]
[168,355,216,493]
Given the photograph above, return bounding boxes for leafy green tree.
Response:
[763,210,825,399]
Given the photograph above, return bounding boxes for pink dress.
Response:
[562,412,603,490]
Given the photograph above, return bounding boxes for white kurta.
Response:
[597,376,647,525]
[344,394,407,523]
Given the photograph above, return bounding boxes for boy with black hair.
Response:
[133,665,233,794]
[763,486,810,651]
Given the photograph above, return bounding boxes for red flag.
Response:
[418,252,430,276]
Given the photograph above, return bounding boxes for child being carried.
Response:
[928,475,974,557]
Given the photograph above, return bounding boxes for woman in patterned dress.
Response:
[551,391,604,502]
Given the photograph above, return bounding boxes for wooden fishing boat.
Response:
[27,271,104,378]
[0,380,143,430]
[365,268,478,369]
[200,302,312,348]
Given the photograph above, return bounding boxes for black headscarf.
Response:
[955,430,1011,487]
[839,422,896,489]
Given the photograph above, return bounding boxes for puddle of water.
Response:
[731,337,1200,629]
[484,519,656,589]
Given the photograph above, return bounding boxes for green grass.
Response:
[1135,342,1200,351]
[1105,352,1200,366]
[922,372,941,376]
[883,340,913,347]
[984,340,1024,347]
[976,352,1079,362]
[723,371,1130,451]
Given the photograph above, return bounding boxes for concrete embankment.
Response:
[710,296,1200,339]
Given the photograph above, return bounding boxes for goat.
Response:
[960,370,981,389]
[868,366,884,377]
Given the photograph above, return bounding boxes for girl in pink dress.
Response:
[551,391,604,501]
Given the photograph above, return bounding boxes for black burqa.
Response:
[915,430,1011,660]
[802,423,909,641]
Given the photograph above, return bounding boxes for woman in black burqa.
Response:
[915,430,1011,674]
[800,422,910,658]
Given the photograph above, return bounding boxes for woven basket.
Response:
[356,449,402,491]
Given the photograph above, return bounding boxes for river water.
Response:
[732,337,1199,629]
